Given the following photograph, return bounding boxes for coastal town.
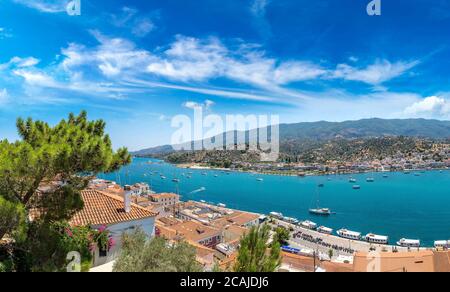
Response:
[164,138,450,177]
[84,178,450,272]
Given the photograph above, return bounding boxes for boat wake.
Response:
[189,187,206,194]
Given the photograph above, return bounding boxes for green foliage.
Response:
[234,224,281,272]
[0,111,130,272]
[273,226,290,246]
[0,110,131,208]
[23,221,109,272]
[113,229,203,272]
[0,196,27,242]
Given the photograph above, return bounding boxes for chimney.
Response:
[124,191,132,213]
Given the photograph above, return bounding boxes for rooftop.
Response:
[70,189,157,227]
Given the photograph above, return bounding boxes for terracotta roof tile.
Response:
[70,189,157,227]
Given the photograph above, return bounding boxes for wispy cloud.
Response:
[3,31,426,110]
[331,59,420,85]
[110,7,156,37]
[13,0,67,13]
[0,27,13,39]
[183,99,215,110]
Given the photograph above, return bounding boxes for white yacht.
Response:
[337,229,362,240]
[434,240,449,249]
[300,220,318,230]
[317,226,333,235]
[353,185,361,190]
[397,238,421,248]
[365,233,389,245]
[217,203,227,208]
[269,212,284,219]
[366,178,375,182]
[284,217,299,224]
[349,178,357,183]
[309,208,332,216]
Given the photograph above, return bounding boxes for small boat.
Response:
[172,178,180,183]
[201,172,207,176]
[353,185,361,190]
[337,229,362,240]
[256,178,264,182]
[214,175,219,178]
[309,208,331,216]
[309,185,332,216]
[217,203,226,208]
[349,178,357,183]
[160,176,167,180]
[269,212,284,219]
[404,171,411,175]
[414,173,421,177]
[397,238,421,248]
[434,240,449,249]
[284,217,299,224]
[317,226,333,235]
[318,183,325,188]
[366,178,375,183]
[300,220,318,230]
[200,200,206,203]
[383,174,388,178]
[365,233,389,245]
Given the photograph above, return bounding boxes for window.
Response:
[99,248,108,258]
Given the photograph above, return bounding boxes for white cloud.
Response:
[61,31,153,77]
[13,69,58,87]
[183,99,215,110]
[13,0,67,13]
[110,7,156,37]
[0,56,40,70]
[0,27,13,39]
[404,96,450,118]
[331,59,420,85]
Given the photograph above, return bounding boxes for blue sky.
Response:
[1,0,450,150]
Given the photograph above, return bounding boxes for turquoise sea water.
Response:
[100,157,450,246]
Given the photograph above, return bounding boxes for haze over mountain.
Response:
[133,118,450,156]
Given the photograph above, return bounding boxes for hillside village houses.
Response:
[87,179,263,271]
[70,189,157,268]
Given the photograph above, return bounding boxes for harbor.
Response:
[100,158,450,248]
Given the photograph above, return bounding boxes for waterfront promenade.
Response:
[273,219,417,258]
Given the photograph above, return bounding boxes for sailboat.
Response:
[309,185,332,216]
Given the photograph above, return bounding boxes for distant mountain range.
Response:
[132,118,450,157]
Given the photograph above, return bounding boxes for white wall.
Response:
[91,216,156,267]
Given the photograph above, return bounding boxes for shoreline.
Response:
[195,201,442,251]
[153,159,449,178]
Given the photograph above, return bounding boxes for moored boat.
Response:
[300,220,318,230]
[349,178,357,183]
[365,233,389,245]
[217,203,226,208]
[397,238,421,248]
[269,212,284,219]
[353,185,361,190]
[337,229,362,240]
[434,240,449,249]
[309,208,331,216]
[317,226,333,235]
[366,178,375,182]
[284,217,299,224]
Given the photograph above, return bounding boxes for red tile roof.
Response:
[70,189,157,227]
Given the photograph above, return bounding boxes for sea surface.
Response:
[100,157,450,247]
